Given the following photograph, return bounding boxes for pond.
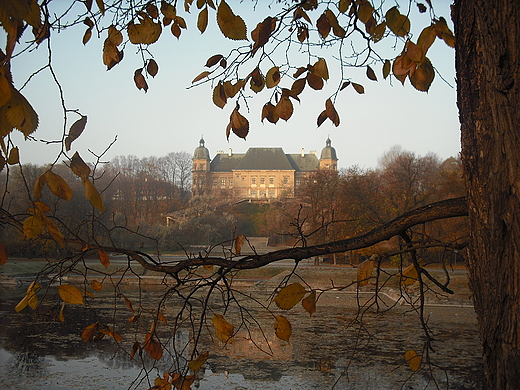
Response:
[1,261,484,390]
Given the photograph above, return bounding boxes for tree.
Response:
[0,0,518,388]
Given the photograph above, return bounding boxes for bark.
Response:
[454,1,520,388]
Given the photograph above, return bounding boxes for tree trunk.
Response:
[454,1,520,388]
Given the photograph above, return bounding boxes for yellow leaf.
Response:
[7,147,19,165]
[82,178,105,212]
[98,249,110,267]
[357,259,375,286]
[235,234,245,255]
[100,327,122,343]
[0,242,7,265]
[1,88,39,137]
[23,215,43,239]
[91,280,103,291]
[33,201,51,213]
[302,290,316,316]
[274,283,306,310]
[0,68,12,107]
[212,313,234,343]
[274,315,292,342]
[404,349,421,371]
[15,282,40,312]
[197,7,208,33]
[45,218,65,247]
[127,15,162,44]
[188,351,209,372]
[265,66,280,89]
[45,170,73,201]
[217,0,247,41]
[58,284,84,305]
[398,264,419,285]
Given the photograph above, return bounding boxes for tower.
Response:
[319,137,338,170]
[192,137,210,195]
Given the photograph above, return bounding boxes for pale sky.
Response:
[6,0,459,170]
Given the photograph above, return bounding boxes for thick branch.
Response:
[102,197,468,274]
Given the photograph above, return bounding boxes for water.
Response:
[0,268,484,389]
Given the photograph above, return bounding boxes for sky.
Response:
[6,0,459,170]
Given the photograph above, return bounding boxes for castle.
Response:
[192,138,338,199]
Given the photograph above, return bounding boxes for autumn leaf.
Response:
[15,282,40,312]
[251,17,277,54]
[147,59,159,77]
[134,68,148,92]
[205,54,224,67]
[357,0,374,24]
[23,215,43,239]
[385,6,410,37]
[197,7,208,33]
[82,178,105,212]
[307,73,324,90]
[404,349,422,371]
[98,249,110,267]
[276,96,293,121]
[45,218,65,247]
[59,302,66,322]
[65,115,87,151]
[144,333,163,360]
[217,1,247,41]
[434,17,455,48]
[316,12,331,39]
[274,283,306,310]
[302,290,316,316]
[127,14,162,44]
[192,71,210,83]
[274,315,292,342]
[212,82,227,108]
[311,58,329,80]
[410,57,435,92]
[366,65,377,81]
[297,25,309,42]
[58,284,84,305]
[325,98,340,126]
[100,327,122,343]
[352,82,365,94]
[235,234,245,255]
[188,351,209,372]
[7,147,19,165]
[130,341,140,359]
[398,264,419,285]
[121,294,134,311]
[81,322,100,342]
[265,66,280,89]
[338,0,352,13]
[383,60,391,79]
[357,258,375,286]
[0,242,7,265]
[261,102,279,124]
[226,106,249,140]
[70,152,91,180]
[212,314,234,343]
[1,88,39,137]
[418,25,437,54]
[45,170,73,201]
[317,110,328,127]
[91,280,103,291]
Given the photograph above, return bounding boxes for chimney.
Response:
[228,148,232,157]
[301,148,305,157]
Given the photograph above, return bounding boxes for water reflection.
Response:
[1,284,484,390]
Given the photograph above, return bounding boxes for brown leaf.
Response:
[102,40,123,70]
[226,107,249,140]
[217,0,247,41]
[316,12,331,39]
[144,333,163,359]
[147,59,159,77]
[317,110,328,127]
[0,243,7,265]
[417,25,437,53]
[82,28,92,45]
[302,290,316,316]
[23,215,43,239]
[59,302,65,322]
[357,0,374,23]
[160,1,177,19]
[352,82,365,94]
[290,78,306,97]
[251,17,277,54]
[171,21,182,38]
[98,249,110,267]
[339,0,352,14]
[265,66,280,89]
[134,68,148,92]
[130,341,140,359]
[297,25,309,42]
[340,81,351,91]
[100,327,122,343]
[7,147,19,165]
[274,315,292,342]
[192,71,210,83]
[434,17,455,48]
[366,65,377,81]
[121,294,134,311]
[65,115,87,151]
[306,73,324,90]
[383,60,391,79]
[223,79,244,98]
[2,88,39,137]
[127,15,162,44]
[249,67,264,93]
[95,0,105,15]
[325,98,340,127]
[33,173,45,200]
[58,284,84,305]
[274,283,306,310]
[410,57,435,92]
[311,58,329,80]
[276,96,293,121]
[45,218,65,247]
[212,82,227,108]
[261,102,279,124]
[205,54,224,67]
[405,40,424,63]
[197,7,208,33]
[371,22,386,42]
[81,322,100,342]
[146,3,159,18]
[70,152,91,180]
[385,6,410,37]
[398,264,419,285]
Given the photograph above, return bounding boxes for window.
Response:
[229,179,233,186]
[268,190,275,197]
[260,177,265,185]
[212,179,217,187]
[250,190,257,197]
[283,176,289,184]
[260,190,266,197]
[269,177,274,185]
[252,177,257,185]
[221,178,226,187]
[241,176,246,181]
